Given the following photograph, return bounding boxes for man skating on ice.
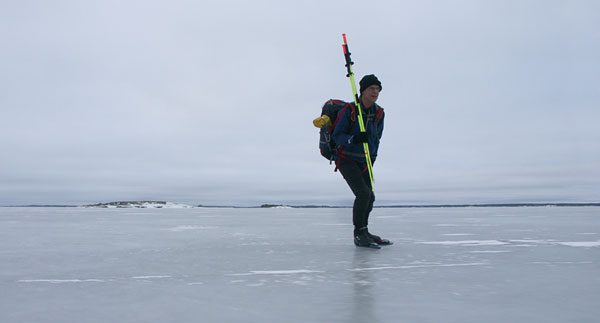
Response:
[333,74,392,249]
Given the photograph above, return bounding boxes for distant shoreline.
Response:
[1,202,599,208]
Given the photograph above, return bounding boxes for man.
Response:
[333,74,392,249]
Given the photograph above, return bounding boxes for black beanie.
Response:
[359,74,382,93]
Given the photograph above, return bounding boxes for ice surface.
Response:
[1,206,599,323]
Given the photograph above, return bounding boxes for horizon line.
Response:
[2,202,599,208]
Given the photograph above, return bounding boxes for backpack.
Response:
[314,99,385,164]
[314,99,356,163]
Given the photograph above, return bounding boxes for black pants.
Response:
[338,157,375,231]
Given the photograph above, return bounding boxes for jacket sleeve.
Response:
[332,107,354,146]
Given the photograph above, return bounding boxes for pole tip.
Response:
[342,33,348,44]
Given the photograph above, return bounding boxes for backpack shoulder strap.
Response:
[349,103,356,122]
[328,103,353,134]
[374,104,384,121]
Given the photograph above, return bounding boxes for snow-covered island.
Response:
[84,202,306,209]
[260,204,293,208]
[84,201,194,208]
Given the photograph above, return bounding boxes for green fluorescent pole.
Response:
[342,33,375,191]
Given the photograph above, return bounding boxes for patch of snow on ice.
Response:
[168,225,217,232]
[349,262,487,272]
[506,239,557,247]
[417,240,508,247]
[228,269,324,276]
[531,261,594,265]
[509,239,556,244]
[558,241,600,247]
[249,269,324,275]
[442,233,476,236]
[18,279,104,283]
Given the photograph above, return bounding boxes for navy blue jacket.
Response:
[332,99,384,163]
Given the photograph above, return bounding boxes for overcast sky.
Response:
[1,0,599,206]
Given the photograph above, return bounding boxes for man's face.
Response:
[363,84,381,102]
